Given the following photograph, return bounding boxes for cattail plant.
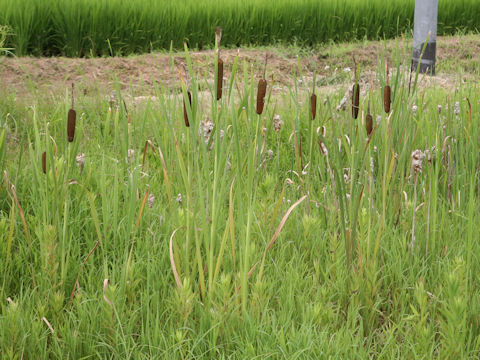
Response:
[215,27,223,101]
[310,72,317,120]
[352,57,360,119]
[384,63,391,113]
[67,83,76,142]
[256,54,268,115]
[42,151,47,174]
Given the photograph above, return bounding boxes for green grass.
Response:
[1,43,480,358]
[0,0,479,56]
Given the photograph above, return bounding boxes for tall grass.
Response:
[1,42,480,357]
[0,0,479,56]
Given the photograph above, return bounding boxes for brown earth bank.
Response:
[0,35,479,102]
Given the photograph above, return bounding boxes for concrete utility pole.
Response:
[412,0,438,75]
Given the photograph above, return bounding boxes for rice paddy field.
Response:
[1,1,480,358]
[0,0,479,56]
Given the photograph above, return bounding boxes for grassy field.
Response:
[1,36,480,358]
[0,0,479,56]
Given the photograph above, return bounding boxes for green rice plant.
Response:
[0,0,479,56]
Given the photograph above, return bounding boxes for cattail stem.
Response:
[410,174,418,253]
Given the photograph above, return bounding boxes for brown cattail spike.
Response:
[67,109,76,142]
[256,54,268,115]
[384,63,391,113]
[384,85,391,113]
[215,27,223,101]
[352,83,360,119]
[67,83,76,142]
[256,79,267,115]
[217,58,223,101]
[366,106,373,136]
[42,151,47,174]
[183,91,192,127]
[310,93,317,120]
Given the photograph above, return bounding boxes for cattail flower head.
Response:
[310,93,317,120]
[183,91,192,127]
[42,151,47,174]
[411,150,425,174]
[352,83,360,119]
[256,78,267,115]
[67,109,76,142]
[273,114,283,132]
[384,85,391,113]
[366,112,373,136]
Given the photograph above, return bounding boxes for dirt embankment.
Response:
[1,35,478,102]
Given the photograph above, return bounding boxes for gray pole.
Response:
[412,0,438,75]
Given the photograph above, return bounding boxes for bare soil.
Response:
[1,35,478,101]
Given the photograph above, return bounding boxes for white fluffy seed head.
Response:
[454,101,460,115]
[411,149,425,174]
[273,114,283,132]
[76,153,85,169]
[148,194,155,208]
[412,105,418,116]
